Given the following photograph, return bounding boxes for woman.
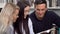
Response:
[0,3,20,34]
[13,1,30,34]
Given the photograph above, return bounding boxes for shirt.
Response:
[29,10,60,34]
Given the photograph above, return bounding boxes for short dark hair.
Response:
[34,0,47,7]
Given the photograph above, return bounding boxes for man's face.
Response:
[35,4,47,18]
[24,6,30,19]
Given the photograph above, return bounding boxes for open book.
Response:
[37,27,56,34]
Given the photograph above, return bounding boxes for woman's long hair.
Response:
[13,1,30,34]
[0,3,19,32]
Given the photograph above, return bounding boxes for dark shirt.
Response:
[0,8,2,12]
[29,10,60,33]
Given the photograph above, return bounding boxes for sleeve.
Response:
[28,18,35,34]
[52,12,60,27]
[6,25,14,34]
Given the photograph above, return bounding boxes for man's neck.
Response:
[36,16,43,20]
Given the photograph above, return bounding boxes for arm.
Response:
[28,18,35,34]
[6,25,14,34]
[51,12,60,27]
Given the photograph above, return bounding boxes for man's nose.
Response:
[39,11,43,14]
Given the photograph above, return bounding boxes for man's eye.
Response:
[37,9,40,11]
[42,9,45,11]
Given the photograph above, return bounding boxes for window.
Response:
[0,0,6,8]
[0,0,18,8]
[46,0,60,9]
[0,0,4,3]
[30,0,60,9]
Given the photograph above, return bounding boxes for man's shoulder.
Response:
[47,10,55,14]
[46,10,57,16]
[29,11,36,21]
[46,10,60,19]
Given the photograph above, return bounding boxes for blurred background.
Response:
[0,0,60,16]
[0,0,60,34]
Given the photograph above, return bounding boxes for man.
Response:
[29,0,60,34]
